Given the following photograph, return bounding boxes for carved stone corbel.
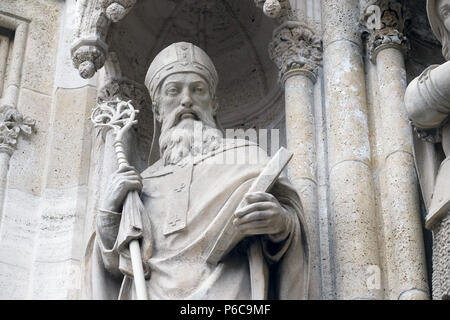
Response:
[362,0,411,62]
[254,0,296,24]
[100,0,137,23]
[71,0,137,79]
[268,21,322,85]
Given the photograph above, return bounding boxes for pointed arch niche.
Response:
[103,0,285,138]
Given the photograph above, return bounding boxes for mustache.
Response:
[163,105,216,130]
[174,108,200,125]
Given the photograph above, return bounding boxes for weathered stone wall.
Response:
[0,0,63,299]
[0,0,98,299]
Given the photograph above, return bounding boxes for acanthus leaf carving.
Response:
[97,78,150,111]
[0,105,35,154]
[268,21,323,84]
[362,0,411,62]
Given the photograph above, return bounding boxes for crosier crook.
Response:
[91,99,149,300]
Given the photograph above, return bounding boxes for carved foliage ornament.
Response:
[268,21,322,84]
[97,78,150,110]
[96,78,151,140]
[0,105,35,154]
[363,0,411,61]
[72,42,108,80]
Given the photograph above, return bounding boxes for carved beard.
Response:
[159,106,223,166]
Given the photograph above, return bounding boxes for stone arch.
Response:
[97,0,288,168]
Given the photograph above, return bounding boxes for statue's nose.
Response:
[181,91,193,109]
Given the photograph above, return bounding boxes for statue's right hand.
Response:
[101,165,143,213]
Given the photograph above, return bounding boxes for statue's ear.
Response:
[212,96,219,116]
[152,101,162,122]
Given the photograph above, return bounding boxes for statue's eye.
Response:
[166,87,179,95]
[194,87,204,93]
[441,7,450,18]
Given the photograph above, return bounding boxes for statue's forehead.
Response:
[162,72,208,85]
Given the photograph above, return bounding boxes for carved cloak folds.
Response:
[83,140,311,300]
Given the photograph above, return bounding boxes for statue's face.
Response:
[438,0,450,31]
[156,72,216,128]
[156,72,222,165]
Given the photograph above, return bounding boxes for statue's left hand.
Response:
[233,191,291,242]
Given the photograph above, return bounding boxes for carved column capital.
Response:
[0,105,35,155]
[97,78,150,110]
[268,21,322,85]
[362,0,411,62]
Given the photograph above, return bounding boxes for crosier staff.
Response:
[91,99,149,300]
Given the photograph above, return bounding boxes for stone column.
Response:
[321,0,381,300]
[1,22,28,109]
[0,18,31,223]
[0,35,9,98]
[0,15,33,230]
[0,106,35,225]
[269,20,322,299]
[362,0,429,300]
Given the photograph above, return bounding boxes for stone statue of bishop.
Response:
[84,42,311,300]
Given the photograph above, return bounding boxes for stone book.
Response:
[206,147,293,265]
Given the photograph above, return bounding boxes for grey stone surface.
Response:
[404,0,450,300]
[0,0,444,300]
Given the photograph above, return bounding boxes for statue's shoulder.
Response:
[221,138,259,150]
[141,159,167,178]
[220,137,247,147]
[219,138,270,165]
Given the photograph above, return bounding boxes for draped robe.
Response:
[83,139,311,300]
